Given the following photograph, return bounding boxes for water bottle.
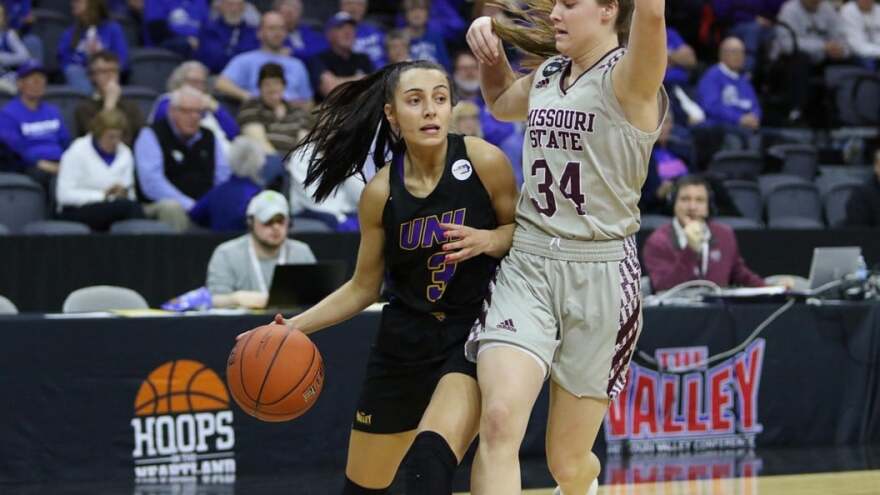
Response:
[854,255,869,281]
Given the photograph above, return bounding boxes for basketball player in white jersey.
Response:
[464,1,668,494]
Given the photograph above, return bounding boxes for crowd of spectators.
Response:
[0,0,877,289]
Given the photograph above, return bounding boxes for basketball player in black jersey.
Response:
[263,60,518,494]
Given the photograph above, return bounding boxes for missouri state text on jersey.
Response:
[526,107,597,151]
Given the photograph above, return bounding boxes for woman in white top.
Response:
[56,109,144,231]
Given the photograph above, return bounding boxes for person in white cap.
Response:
[207,190,316,308]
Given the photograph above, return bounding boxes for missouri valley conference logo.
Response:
[604,340,765,455]
[131,360,236,483]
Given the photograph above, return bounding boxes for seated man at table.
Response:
[207,190,316,308]
[643,175,765,292]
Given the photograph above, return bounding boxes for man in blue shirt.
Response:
[340,0,386,68]
[134,86,231,231]
[215,11,313,107]
[196,0,259,74]
[0,62,70,190]
[403,0,450,70]
[276,0,327,61]
[697,37,762,132]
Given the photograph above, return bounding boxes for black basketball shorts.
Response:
[352,304,477,434]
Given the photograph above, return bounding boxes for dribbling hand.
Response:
[234,313,289,341]
[466,16,502,65]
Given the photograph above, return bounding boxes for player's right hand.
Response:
[467,16,502,66]
[235,314,288,341]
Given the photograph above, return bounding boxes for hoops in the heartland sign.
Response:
[604,340,765,455]
[131,360,236,484]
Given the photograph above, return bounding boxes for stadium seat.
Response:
[714,216,763,230]
[109,219,176,234]
[291,217,334,234]
[823,182,861,227]
[825,65,880,127]
[816,173,864,196]
[22,220,91,235]
[0,294,17,315]
[43,86,90,134]
[765,182,823,224]
[0,173,45,232]
[723,180,763,222]
[31,9,68,73]
[639,214,671,231]
[757,173,810,198]
[121,86,160,120]
[707,150,763,180]
[36,0,70,15]
[768,143,818,180]
[767,216,825,229]
[62,285,149,313]
[129,48,184,93]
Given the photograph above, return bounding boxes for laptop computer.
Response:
[806,246,862,292]
[701,246,862,302]
[266,261,348,310]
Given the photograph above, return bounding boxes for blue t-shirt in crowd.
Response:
[0,98,70,166]
[409,30,450,70]
[396,0,465,44]
[697,63,762,126]
[144,0,209,44]
[1,0,30,31]
[57,21,129,69]
[197,18,259,74]
[665,27,690,87]
[284,24,328,62]
[353,23,386,69]
[221,50,313,102]
[189,175,262,231]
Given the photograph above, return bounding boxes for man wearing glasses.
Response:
[134,86,231,231]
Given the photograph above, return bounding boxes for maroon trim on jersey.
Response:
[607,236,642,399]
[559,46,623,95]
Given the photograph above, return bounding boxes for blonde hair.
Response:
[490,0,634,66]
[90,109,129,137]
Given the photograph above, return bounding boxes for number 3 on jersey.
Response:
[529,159,586,217]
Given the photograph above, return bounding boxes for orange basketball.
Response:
[226,323,324,422]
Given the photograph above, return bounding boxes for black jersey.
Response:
[382,134,498,319]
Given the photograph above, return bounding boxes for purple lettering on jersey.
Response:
[427,252,457,302]
[400,217,425,251]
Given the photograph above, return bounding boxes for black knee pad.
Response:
[341,477,389,494]
[402,430,459,495]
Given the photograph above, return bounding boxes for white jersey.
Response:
[517,48,668,241]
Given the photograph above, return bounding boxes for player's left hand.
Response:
[440,223,493,263]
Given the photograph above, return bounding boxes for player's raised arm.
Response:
[466,16,534,122]
[612,0,667,129]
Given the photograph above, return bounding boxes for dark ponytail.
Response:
[294,60,450,202]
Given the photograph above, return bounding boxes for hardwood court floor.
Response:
[463,469,880,495]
